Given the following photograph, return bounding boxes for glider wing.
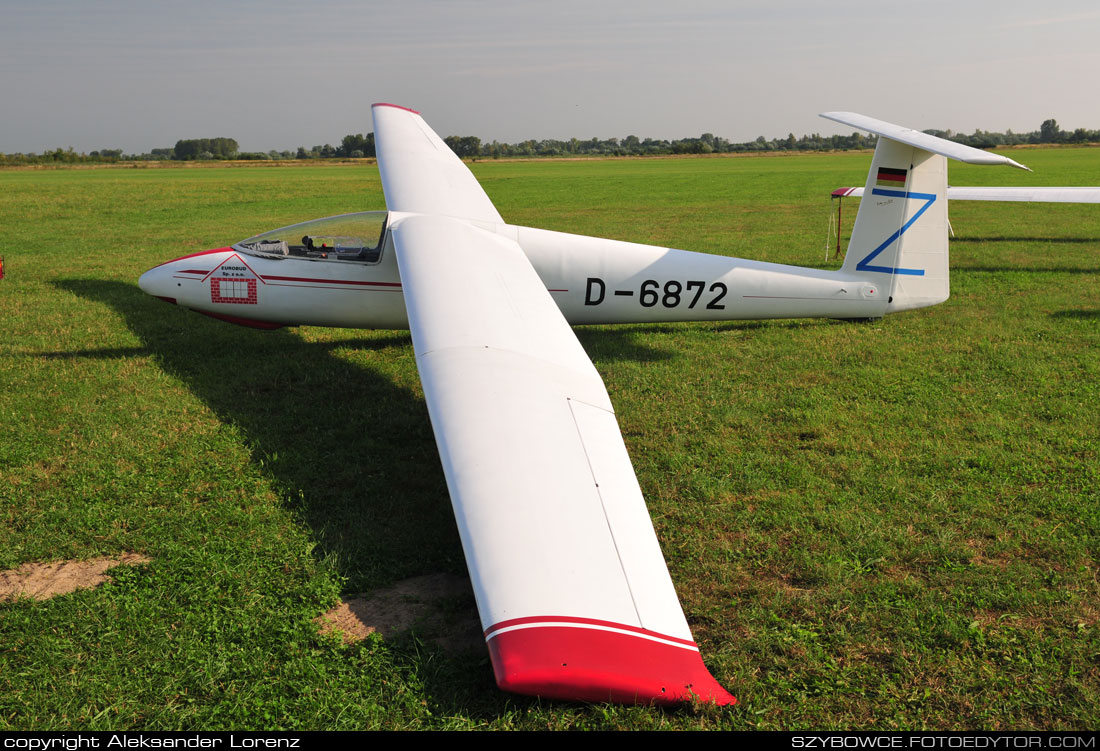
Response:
[371,103,503,223]
[375,104,733,705]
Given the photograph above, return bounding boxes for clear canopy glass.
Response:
[234,211,388,263]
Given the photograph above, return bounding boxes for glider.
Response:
[139,105,1028,706]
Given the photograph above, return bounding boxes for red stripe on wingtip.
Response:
[485,618,735,706]
[372,102,421,115]
[485,615,698,649]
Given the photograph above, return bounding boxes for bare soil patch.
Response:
[315,573,482,652]
[0,553,151,601]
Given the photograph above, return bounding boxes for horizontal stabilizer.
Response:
[821,112,1031,171]
[834,186,1100,203]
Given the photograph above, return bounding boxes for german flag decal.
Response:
[876,167,907,188]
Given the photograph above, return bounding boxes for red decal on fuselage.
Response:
[211,277,258,304]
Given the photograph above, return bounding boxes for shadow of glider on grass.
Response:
[138,106,1028,706]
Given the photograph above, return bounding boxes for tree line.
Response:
[2,119,1096,166]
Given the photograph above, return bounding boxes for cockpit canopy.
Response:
[234,211,388,263]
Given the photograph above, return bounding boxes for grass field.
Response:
[1,149,1098,730]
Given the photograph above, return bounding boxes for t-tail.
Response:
[821,112,1030,314]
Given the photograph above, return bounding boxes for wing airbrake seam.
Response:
[567,396,643,627]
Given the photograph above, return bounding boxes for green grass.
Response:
[1,149,1098,729]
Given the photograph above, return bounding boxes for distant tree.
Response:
[340,133,365,157]
[444,135,481,157]
[1040,118,1061,143]
[337,132,374,157]
[212,138,238,158]
[173,137,238,160]
[44,147,80,162]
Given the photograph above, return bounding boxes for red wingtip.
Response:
[486,617,735,706]
[371,102,421,115]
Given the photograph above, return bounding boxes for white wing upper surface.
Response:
[373,103,733,705]
[371,103,503,223]
[392,214,682,630]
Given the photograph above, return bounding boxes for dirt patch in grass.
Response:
[316,573,482,653]
[0,553,151,601]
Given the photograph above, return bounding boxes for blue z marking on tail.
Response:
[856,188,936,276]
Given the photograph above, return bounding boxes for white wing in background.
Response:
[834,186,1100,203]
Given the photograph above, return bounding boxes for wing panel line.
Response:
[567,397,643,629]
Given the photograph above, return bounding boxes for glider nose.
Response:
[138,247,233,305]
[138,264,177,304]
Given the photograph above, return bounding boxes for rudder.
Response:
[842,138,949,312]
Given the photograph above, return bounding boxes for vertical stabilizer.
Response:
[842,139,949,312]
[820,112,1029,314]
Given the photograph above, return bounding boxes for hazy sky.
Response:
[3,0,1099,153]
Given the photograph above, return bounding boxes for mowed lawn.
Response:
[1,149,1098,730]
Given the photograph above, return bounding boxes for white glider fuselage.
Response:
[140,215,887,329]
